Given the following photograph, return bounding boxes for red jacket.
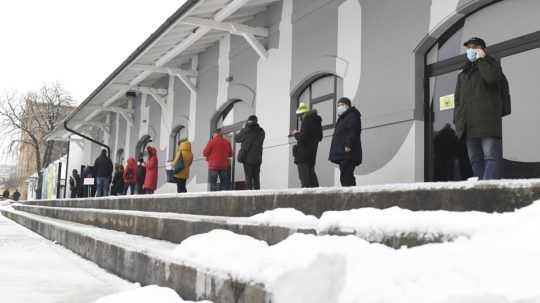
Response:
[143,146,158,190]
[203,134,232,171]
[123,158,137,184]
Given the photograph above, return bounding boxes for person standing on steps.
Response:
[235,115,265,190]
[173,140,194,193]
[329,97,363,187]
[135,158,146,195]
[12,189,20,201]
[123,158,137,195]
[454,37,510,180]
[143,146,158,194]
[111,164,125,196]
[93,149,113,197]
[292,102,323,188]
[69,169,82,198]
[203,129,233,191]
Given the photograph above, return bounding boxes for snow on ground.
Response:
[0,212,136,303]
[175,201,540,303]
[93,285,212,303]
[249,208,318,228]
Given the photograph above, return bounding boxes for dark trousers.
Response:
[243,163,261,190]
[209,169,231,191]
[466,137,503,180]
[144,189,154,194]
[136,183,144,195]
[339,159,357,187]
[124,183,135,195]
[176,178,187,193]
[297,163,319,188]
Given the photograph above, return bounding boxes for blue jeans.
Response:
[95,177,110,197]
[466,137,502,180]
[209,169,231,191]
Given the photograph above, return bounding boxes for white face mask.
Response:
[337,105,349,116]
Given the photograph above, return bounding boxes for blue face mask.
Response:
[466,48,477,62]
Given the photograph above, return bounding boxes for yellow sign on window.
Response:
[439,94,455,111]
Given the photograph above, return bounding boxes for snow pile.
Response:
[318,207,499,242]
[93,285,212,303]
[173,202,540,303]
[249,208,318,228]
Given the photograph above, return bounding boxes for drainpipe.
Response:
[63,138,70,198]
[64,121,111,158]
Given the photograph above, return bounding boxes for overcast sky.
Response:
[0,0,186,165]
[0,0,186,102]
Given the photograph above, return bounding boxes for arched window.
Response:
[116,148,125,164]
[135,135,152,160]
[292,74,343,131]
[210,99,250,134]
[169,125,188,160]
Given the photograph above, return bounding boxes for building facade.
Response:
[51,0,540,194]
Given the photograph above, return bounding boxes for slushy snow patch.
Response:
[249,208,318,228]
[92,285,212,303]
[173,201,540,303]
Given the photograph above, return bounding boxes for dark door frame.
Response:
[424,30,540,181]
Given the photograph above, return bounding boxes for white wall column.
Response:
[217,34,231,110]
[162,75,175,154]
[188,56,199,142]
[125,99,133,157]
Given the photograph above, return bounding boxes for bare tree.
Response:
[0,83,73,199]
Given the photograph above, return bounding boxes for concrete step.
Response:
[23,180,540,217]
[12,204,312,245]
[0,208,270,303]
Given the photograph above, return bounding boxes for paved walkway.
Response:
[0,212,135,303]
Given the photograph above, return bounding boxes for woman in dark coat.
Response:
[329,97,362,187]
[293,103,323,188]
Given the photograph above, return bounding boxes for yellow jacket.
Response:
[174,141,193,180]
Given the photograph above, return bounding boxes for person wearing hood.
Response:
[235,115,265,190]
[292,102,323,188]
[454,37,508,180]
[173,140,194,193]
[93,149,113,197]
[123,158,137,195]
[329,97,362,187]
[143,146,158,194]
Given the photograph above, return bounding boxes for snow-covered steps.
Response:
[23,180,540,216]
[0,208,270,303]
[12,204,313,245]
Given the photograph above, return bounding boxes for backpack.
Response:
[500,73,511,117]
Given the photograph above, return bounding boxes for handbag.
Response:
[174,151,185,173]
[237,148,247,163]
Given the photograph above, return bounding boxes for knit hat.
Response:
[247,115,258,123]
[296,102,309,115]
[337,97,352,107]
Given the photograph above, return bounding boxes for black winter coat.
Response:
[329,107,362,165]
[454,56,504,139]
[236,123,265,165]
[94,154,113,178]
[136,165,146,186]
[294,111,323,165]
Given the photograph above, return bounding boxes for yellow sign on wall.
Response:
[440,94,455,111]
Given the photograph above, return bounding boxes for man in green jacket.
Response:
[454,37,505,180]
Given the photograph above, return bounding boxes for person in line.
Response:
[173,140,194,193]
[235,115,265,190]
[2,189,10,199]
[12,189,20,201]
[329,97,362,187]
[123,158,137,195]
[143,146,158,194]
[82,166,95,197]
[111,164,125,196]
[203,129,233,191]
[292,102,323,188]
[94,149,113,197]
[454,37,509,180]
[69,169,82,198]
[135,158,146,195]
